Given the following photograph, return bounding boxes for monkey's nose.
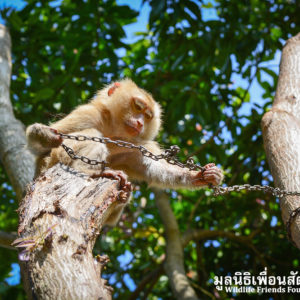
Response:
[136,120,143,128]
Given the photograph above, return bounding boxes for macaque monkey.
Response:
[26,79,223,225]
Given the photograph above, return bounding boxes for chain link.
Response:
[59,132,300,245]
[211,184,300,246]
[59,133,205,171]
[61,143,106,170]
[212,184,300,198]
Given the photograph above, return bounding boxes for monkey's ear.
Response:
[108,82,121,96]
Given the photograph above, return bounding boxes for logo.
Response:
[213,268,300,294]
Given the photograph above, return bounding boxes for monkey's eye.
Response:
[145,109,153,120]
[133,98,145,112]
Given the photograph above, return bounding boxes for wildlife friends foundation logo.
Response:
[213,268,300,294]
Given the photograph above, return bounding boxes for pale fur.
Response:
[26,79,223,226]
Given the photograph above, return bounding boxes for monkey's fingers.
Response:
[49,128,63,144]
[49,128,58,134]
[203,163,216,170]
[203,167,223,186]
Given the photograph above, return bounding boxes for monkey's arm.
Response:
[26,124,62,155]
[26,104,102,155]
[109,141,223,189]
[48,128,109,172]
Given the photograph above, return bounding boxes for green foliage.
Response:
[1,0,300,298]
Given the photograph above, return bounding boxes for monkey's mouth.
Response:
[125,122,142,136]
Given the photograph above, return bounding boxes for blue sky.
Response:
[0,0,25,10]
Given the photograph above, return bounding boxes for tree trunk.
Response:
[0,24,35,200]
[262,33,300,248]
[17,163,131,299]
[154,189,198,300]
[0,24,126,298]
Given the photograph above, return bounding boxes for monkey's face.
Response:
[123,97,154,138]
[101,79,162,141]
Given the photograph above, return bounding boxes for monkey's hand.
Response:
[26,123,63,155]
[191,163,223,187]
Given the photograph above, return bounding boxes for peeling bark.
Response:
[262,33,300,248]
[18,163,131,300]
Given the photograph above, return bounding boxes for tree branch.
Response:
[0,24,35,201]
[0,230,17,250]
[128,265,164,300]
[18,163,131,300]
[187,195,204,228]
[154,189,198,300]
[181,228,269,268]
[181,228,255,247]
[262,33,300,248]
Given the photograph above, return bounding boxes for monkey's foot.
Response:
[90,169,132,202]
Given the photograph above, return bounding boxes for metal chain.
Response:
[61,143,106,171]
[59,133,205,171]
[212,184,300,198]
[59,132,300,245]
[212,185,300,246]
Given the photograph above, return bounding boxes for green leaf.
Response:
[270,27,282,41]
[33,88,55,102]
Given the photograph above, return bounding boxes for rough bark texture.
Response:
[0,24,35,201]
[18,163,131,300]
[154,189,198,300]
[262,33,300,248]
